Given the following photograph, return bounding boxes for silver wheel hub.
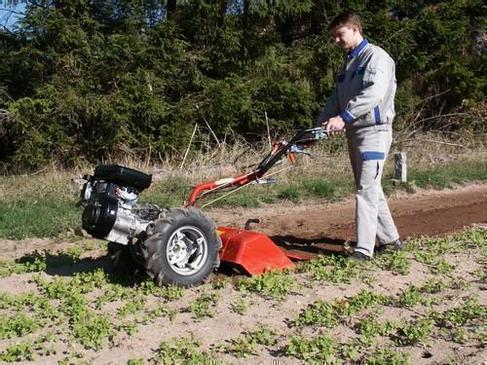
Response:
[166,226,208,276]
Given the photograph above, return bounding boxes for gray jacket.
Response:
[316,39,396,131]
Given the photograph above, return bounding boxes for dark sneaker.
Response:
[375,239,404,255]
[349,251,371,261]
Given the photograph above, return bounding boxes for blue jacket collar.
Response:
[347,38,368,59]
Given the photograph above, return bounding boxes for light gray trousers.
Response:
[346,126,399,257]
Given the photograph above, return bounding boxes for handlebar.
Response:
[185,127,328,207]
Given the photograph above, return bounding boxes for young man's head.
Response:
[329,11,364,50]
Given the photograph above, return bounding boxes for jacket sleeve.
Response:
[340,54,391,123]
[315,87,339,127]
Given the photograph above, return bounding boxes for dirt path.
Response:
[208,183,487,252]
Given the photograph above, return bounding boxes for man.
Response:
[316,11,403,260]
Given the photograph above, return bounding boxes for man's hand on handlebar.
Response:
[322,116,345,136]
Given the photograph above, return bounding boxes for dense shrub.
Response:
[0,0,485,171]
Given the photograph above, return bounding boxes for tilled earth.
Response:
[208,184,487,255]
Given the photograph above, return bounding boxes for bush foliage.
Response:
[0,0,485,170]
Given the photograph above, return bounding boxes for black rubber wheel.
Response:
[107,241,144,276]
[141,208,222,287]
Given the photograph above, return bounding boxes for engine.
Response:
[79,165,160,245]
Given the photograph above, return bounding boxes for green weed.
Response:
[225,336,257,358]
[229,296,248,315]
[395,318,434,345]
[153,337,219,365]
[364,348,410,365]
[226,326,277,357]
[293,300,338,328]
[189,292,219,319]
[302,179,336,199]
[293,290,390,328]
[127,359,144,365]
[236,269,294,299]
[138,280,185,301]
[95,284,134,308]
[433,297,487,326]
[145,304,178,322]
[414,251,456,275]
[354,317,397,344]
[375,251,410,275]
[285,334,337,364]
[0,252,47,277]
[299,254,360,284]
[345,290,391,314]
[0,341,35,363]
[0,313,39,339]
[118,295,147,318]
[397,285,424,308]
[72,313,114,350]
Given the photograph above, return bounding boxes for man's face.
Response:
[331,25,360,50]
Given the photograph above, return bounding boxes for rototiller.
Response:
[78,127,328,287]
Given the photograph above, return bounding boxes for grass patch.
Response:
[409,159,487,189]
[0,194,79,240]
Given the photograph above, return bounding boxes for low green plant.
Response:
[301,179,336,200]
[354,317,397,344]
[225,336,257,358]
[395,318,434,345]
[285,334,337,364]
[0,313,39,339]
[433,298,487,326]
[293,300,338,328]
[0,341,35,363]
[154,337,219,365]
[375,251,410,275]
[66,244,85,261]
[0,252,47,277]
[418,278,447,294]
[277,185,302,203]
[364,347,410,365]
[117,295,147,318]
[72,312,115,350]
[226,327,277,357]
[189,292,219,319]
[145,304,178,323]
[236,269,294,299]
[299,254,360,284]
[95,284,134,309]
[127,359,144,365]
[293,290,390,328]
[414,251,456,275]
[230,296,248,315]
[345,290,391,314]
[397,285,424,308]
[138,280,185,301]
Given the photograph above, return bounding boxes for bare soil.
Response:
[1,184,487,364]
[208,183,487,254]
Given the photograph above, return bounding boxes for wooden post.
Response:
[394,152,407,182]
